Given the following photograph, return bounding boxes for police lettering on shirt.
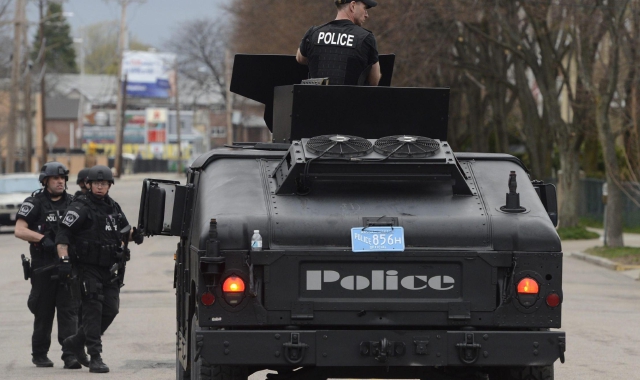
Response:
[18,202,35,217]
[105,215,118,232]
[317,32,355,47]
[45,212,58,223]
[62,211,80,227]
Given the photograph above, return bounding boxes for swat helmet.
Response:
[76,167,90,185]
[39,162,69,185]
[86,165,115,184]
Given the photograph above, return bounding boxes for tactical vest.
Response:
[30,191,72,257]
[71,195,123,267]
[306,21,373,85]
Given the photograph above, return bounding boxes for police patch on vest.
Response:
[18,202,35,217]
[316,32,355,47]
[62,211,80,227]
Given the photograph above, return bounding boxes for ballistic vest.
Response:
[29,191,72,256]
[306,21,374,85]
[71,195,123,267]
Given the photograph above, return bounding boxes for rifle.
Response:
[31,258,81,299]
[110,225,131,288]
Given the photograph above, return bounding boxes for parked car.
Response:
[0,173,41,226]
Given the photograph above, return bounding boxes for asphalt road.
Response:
[0,174,639,379]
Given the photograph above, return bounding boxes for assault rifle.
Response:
[32,258,80,299]
[110,225,131,288]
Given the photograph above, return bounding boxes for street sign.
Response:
[44,132,58,149]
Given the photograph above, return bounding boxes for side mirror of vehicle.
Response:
[533,181,558,227]
[139,179,193,236]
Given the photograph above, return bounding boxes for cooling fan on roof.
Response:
[374,135,440,158]
[306,134,373,158]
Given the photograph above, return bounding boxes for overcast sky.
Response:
[26,0,226,49]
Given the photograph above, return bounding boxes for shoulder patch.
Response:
[62,211,80,227]
[18,202,35,217]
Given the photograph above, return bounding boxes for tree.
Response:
[165,18,229,103]
[79,20,152,75]
[31,2,77,74]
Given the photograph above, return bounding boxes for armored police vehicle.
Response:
[138,55,565,380]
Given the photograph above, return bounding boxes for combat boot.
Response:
[89,355,109,373]
[62,336,90,367]
[32,354,54,367]
[63,356,82,369]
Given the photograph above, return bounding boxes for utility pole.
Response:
[38,0,47,168]
[174,63,182,174]
[22,10,32,172]
[7,0,25,173]
[114,0,128,178]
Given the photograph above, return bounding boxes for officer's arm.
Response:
[367,62,381,86]
[14,219,44,243]
[55,205,86,258]
[296,48,308,65]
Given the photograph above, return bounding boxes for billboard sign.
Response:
[122,51,176,98]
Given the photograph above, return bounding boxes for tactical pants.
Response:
[70,265,120,356]
[27,256,79,360]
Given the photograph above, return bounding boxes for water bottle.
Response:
[251,230,262,251]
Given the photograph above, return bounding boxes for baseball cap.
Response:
[335,0,378,9]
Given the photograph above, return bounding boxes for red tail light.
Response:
[223,276,245,293]
[517,278,539,294]
[546,293,561,307]
[201,291,215,306]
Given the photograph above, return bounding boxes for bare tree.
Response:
[166,18,229,104]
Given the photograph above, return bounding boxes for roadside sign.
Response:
[44,132,58,148]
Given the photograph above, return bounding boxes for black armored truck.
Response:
[138,55,565,380]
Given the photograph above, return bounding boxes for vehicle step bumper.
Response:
[198,329,566,367]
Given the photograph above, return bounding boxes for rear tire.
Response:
[190,318,249,380]
[491,365,554,380]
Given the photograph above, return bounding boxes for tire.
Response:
[492,365,554,380]
[190,318,249,380]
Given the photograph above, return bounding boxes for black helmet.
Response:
[39,162,69,185]
[86,165,115,184]
[76,168,90,184]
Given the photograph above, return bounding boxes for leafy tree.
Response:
[32,2,78,74]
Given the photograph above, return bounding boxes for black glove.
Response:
[58,257,72,281]
[40,236,56,254]
[132,227,144,245]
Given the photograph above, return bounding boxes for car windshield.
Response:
[0,177,41,194]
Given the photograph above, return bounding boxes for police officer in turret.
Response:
[75,167,90,198]
[14,162,81,369]
[296,0,381,86]
[56,165,144,373]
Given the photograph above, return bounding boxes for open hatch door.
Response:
[138,179,192,237]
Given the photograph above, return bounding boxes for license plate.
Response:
[351,227,405,252]
[9,212,16,221]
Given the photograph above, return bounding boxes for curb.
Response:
[570,252,620,271]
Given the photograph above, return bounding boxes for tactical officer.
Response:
[56,165,144,373]
[14,162,81,369]
[75,167,90,198]
[296,0,381,86]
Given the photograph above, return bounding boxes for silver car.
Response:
[0,173,41,226]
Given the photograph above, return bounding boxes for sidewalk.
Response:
[564,228,640,280]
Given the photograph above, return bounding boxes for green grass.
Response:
[580,217,640,234]
[556,226,600,240]
[585,246,640,265]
